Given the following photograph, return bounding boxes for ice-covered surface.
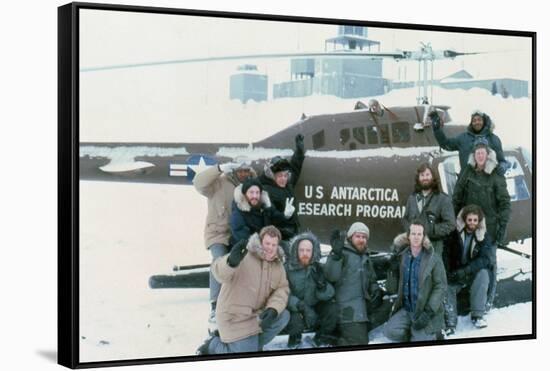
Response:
[79,181,532,362]
[217,146,293,160]
[80,145,189,161]
[307,146,442,158]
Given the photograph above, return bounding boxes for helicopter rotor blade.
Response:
[80,51,405,72]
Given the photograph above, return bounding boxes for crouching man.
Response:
[285,232,338,348]
[324,222,383,346]
[443,205,495,333]
[197,226,290,355]
[384,220,447,342]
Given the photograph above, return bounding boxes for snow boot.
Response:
[287,334,302,348]
[196,335,214,355]
[472,316,488,329]
[208,302,218,335]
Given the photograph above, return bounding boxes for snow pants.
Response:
[208,310,290,354]
[209,243,229,303]
[445,268,490,328]
[384,308,437,342]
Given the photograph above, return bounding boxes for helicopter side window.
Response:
[391,122,411,143]
[312,130,325,150]
[438,156,461,196]
[353,127,366,144]
[505,156,530,201]
[340,129,350,146]
[367,126,378,145]
[379,124,390,144]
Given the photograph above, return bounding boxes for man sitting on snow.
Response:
[443,204,496,333]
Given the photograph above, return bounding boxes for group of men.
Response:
[192,109,511,354]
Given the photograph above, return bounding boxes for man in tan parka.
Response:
[196,226,290,355]
[193,161,255,326]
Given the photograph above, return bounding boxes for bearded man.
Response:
[402,163,455,256]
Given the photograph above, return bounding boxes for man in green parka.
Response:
[284,232,338,348]
[324,222,383,346]
[384,220,447,342]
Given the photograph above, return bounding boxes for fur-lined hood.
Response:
[467,110,495,135]
[456,208,487,241]
[287,231,321,270]
[391,232,433,255]
[246,232,286,262]
[225,168,258,187]
[262,161,293,184]
[466,146,498,174]
[233,183,272,212]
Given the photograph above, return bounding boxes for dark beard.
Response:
[420,181,433,191]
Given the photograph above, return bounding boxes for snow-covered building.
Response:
[438,69,529,98]
[229,64,268,103]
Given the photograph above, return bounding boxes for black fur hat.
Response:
[241,178,263,194]
[269,156,291,174]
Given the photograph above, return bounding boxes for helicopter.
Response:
[78,44,533,314]
[80,102,533,249]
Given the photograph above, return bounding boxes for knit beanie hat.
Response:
[347,222,370,239]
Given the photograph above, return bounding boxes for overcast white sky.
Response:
[80,9,532,81]
[78,8,532,144]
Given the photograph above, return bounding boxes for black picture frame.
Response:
[58,2,536,368]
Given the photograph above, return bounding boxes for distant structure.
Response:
[391,69,529,98]
[273,26,390,99]
[229,64,268,103]
[438,69,529,98]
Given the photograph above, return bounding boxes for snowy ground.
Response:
[79,181,532,362]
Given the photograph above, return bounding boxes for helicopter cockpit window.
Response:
[391,122,411,143]
[340,128,350,146]
[367,126,378,145]
[353,127,366,144]
[312,130,325,150]
[505,156,530,201]
[379,124,390,144]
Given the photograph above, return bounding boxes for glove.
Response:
[295,134,305,153]
[227,240,248,267]
[259,308,278,331]
[284,197,295,219]
[412,308,434,331]
[330,229,344,258]
[310,262,327,290]
[369,288,384,309]
[496,161,510,176]
[450,267,469,283]
[495,226,507,246]
[428,111,441,130]
[388,253,400,272]
[426,212,436,236]
[218,162,239,174]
